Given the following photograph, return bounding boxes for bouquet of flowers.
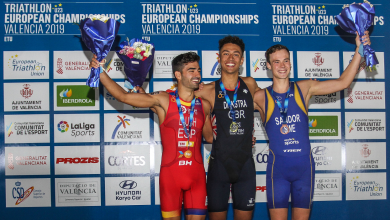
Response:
[117,38,155,92]
[335,0,378,69]
[79,15,120,87]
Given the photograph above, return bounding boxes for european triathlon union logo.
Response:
[111,115,131,139]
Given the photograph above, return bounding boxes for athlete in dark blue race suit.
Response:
[254,32,371,220]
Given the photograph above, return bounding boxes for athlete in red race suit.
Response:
[90,52,213,220]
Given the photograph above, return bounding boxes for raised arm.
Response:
[201,99,213,143]
[299,31,371,99]
[90,55,167,109]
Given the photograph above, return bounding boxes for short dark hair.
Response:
[265,44,290,64]
[172,52,200,74]
[219,35,245,56]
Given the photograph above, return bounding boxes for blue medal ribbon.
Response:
[219,80,239,123]
[271,83,291,125]
[175,90,196,148]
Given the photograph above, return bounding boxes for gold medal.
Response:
[184,150,192,158]
[280,124,289,135]
[230,122,238,133]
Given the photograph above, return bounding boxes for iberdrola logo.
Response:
[59,89,72,98]
[309,119,317,127]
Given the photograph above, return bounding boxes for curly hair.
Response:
[172,52,200,73]
[218,35,245,56]
[265,44,290,64]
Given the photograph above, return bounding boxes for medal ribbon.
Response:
[219,80,239,123]
[271,83,291,125]
[175,90,196,150]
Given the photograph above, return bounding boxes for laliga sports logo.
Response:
[312,53,324,67]
[360,144,371,158]
[12,181,34,205]
[111,115,131,139]
[308,119,317,127]
[210,53,221,76]
[59,89,72,98]
[20,84,33,99]
[57,121,69,132]
[347,119,354,133]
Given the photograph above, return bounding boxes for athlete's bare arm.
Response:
[90,56,169,121]
[253,88,267,122]
[195,82,216,108]
[297,31,371,107]
[202,99,213,143]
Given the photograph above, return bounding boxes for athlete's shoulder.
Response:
[195,81,215,101]
[240,77,258,89]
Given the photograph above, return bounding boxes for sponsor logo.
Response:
[312,146,327,155]
[56,59,90,73]
[360,144,371,158]
[349,118,384,132]
[57,121,69,132]
[8,153,48,168]
[56,58,63,74]
[111,115,143,140]
[349,175,384,196]
[256,150,268,164]
[284,138,299,145]
[283,149,301,153]
[312,53,324,67]
[57,85,95,107]
[56,157,99,164]
[12,181,34,205]
[7,53,46,77]
[315,178,338,190]
[313,93,337,104]
[252,58,267,72]
[178,141,194,147]
[107,150,146,167]
[210,53,221,76]
[179,160,192,166]
[7,122,14,137]
[256,186,266,192]
[347,85,384,103]
[20,84,33,98]
[119,180,137,189]
[116,180,142,201]
[57,121,96,137]
[308,116,338,136]
[347,119,354,133]
[247,198,255,206]
[58,182,98,196]
[11,121,48,136]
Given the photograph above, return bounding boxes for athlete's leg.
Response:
[269,208,288,220]
[160,167,183,219]
[291,208,310,220]
[233,209,253,220]
[207,157,231,219]
[231,158,256,220]
[183,165,207,220]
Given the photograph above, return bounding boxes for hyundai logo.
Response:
[119,180,137,189]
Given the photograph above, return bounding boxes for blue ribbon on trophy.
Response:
[79,15,120,87]
[335,1,379,70]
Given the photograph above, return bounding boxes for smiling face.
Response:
[218,43,244,75]
[266,49,291,80]
[175,61,201,90]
